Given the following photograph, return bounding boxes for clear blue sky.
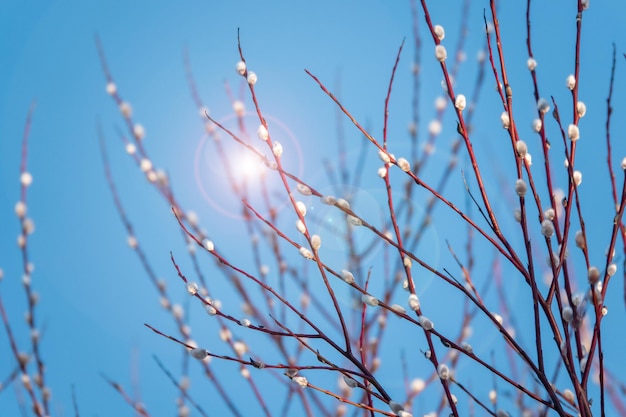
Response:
[2,1,626,416]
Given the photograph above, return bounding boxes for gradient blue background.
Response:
[2,1,626,415]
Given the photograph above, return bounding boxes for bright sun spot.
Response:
[233,152,266,184]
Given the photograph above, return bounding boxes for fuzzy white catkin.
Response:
[20,172,33,187]
[435,45,447,62]
[378,150,391,164]
[133,124,145,140]
[106,82,117,95]
[299,247,313,260]
[340,270,355,284]
[186,282,198,295]
[15,201,26,218]
[575,230,585,249]
[247,71,257,85]
[527,57,537,71]
[544,207,555,220]
[434,24,445,40]
[257,124,269,141]
[125,143,136,155]
[532,118,542,132]
[296,220,306,234]
[515,179,527,196]
[297,183,312,196]
[190,348,208,360]
[233,100,245,116]
[621,157,626,170]
[515,140,528,157]
[437,363,450,380]
[119,102,132,118]
[541,219,554,238]
[310,234,321,250]
[500,112,510,129]
[588,266,600,284]
[295,201,307,217]
[537,98,550,114]
[566,74,576,90]
[362,294,379,307]
[562,306,573,322]
[419,316,434,330]
[272,141,283,158]
[428,119,442,135]
[204,239,215,251]
[454,94,466,111]
[568,124,580,141]
[397,157,410,172]
[607,263,617,276]
[408,293,420,311]
[292,376,308,388]
[377,167,387,178]
[236,61,246,75]
[577,101,587,118]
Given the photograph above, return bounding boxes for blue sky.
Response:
[2,1,626,416]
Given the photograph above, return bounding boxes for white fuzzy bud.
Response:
[391,304,406,314]
[573,170,582,186]
[119,102,132,118]
[532,118,542,132]
[247,72,257,85]
[514,209,522,222]
[296,183,312,196]
[435,96,447,111]
[411,378,425,393]
[588,266,600,284]
[461,341,473,354]
[566,75,576,90]
[500,112,510,129]
[272,141,283,158]
[515,179,527,196]
[292,376,308,388]
[397,157,410,172]
[295,201,307,217]
[527,57,537,71]
[516,140,527,157]
[577,101,587,118]
[186,282,198,296]
[428,119,442,136]
[435,45,447,62]
[347,215,362,226]
[541,219,554,238]
[310,234,321,250]
[434,25,445,40]
[20,172,33,187]
[340,270,355,284]
[127,235,138,249]
[377,167,387,178]
[403,256,412,269]
[133,124,145,140]
[15,201,26,218]
[408,294,420,311]
[437,363,450,380]
[362,294,379,307]
[607,263,617,276]
[296,219,306,234]
[568,124,580,141]
[125,143,136,155]
[378,150,391,164]
[537,98,550,114]
[236,61,246,75]
[204,239,215,251]
[419,316,434,330]
[257,124,269,141]
[106,82,117,95]
[454,94,466,111]
[299,247,313,260]
[233,100,245,116]
[190,348,209,360]
[562,306,574,322]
